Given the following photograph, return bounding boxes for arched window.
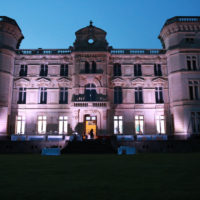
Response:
[113,63,121,76]
[91,61,96,73]
[85,84,96,101]
[85,61,90,73]
[114,86,122,104]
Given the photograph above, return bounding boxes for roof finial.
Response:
[90,20,93,26]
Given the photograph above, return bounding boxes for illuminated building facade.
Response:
[0,16,200,138]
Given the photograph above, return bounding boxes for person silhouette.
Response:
[90,129,94,139]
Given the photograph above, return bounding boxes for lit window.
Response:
[156,115,165,134]
[191,112,200,134]
[16,116,25,134]
[59,116,68,134]
[39,87,47,104]
[135,115,144,134]
[38,116,47,134]
[114,116,123,134]
[155,87,164,103]
[188,80,200,100]
[18,88,26,104]
[187,56,197,71]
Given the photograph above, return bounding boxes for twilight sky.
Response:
[0,0,199,49]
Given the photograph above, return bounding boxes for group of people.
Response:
[83,129,94,139]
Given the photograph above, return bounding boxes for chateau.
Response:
[0,16,200,138]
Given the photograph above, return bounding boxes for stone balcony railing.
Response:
[164,16,200,26]
[73,102,108,107]
[72,94,107,102]
[16,48,166,55]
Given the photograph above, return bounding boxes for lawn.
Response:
[0,153,199,200]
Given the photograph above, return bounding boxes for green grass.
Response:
[0,153,200,200]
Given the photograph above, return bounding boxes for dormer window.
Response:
[88,38,94,44]
[185,38,194,43]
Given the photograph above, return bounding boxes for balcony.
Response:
[79,69,103,74]
[72,94,107,102]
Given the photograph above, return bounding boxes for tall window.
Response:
[155,87,164,103]
[154,64,162,76]
[40,64,48,76]
[134,64,142,76]
[191,112,200,134]
[59,116,68,134]
[114,87,122,104]
[113,63,121,76]
[60,64,68,76]
[135,115,144,134]
[114,116,123,134]
[156,115,165,134]
[16,116,25,134]
[91,61,96,73]
[187,56,197,71]
[59,88,68,104]
[19,65,27,76]
[39,87,47,104]
[189,80,200,100]
[135,87,143,104]
[38,116,47,134]
[85,84,96,101]
[85,61,90,73]
[18,88,26,104]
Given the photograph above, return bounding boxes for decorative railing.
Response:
[165,16,200,26]
[110,49,166,55]
[72,94,107,102]
[74,102,108,107]
[79,69,103,74]
[16,49,72,55]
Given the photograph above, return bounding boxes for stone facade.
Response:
[0,16,200,137]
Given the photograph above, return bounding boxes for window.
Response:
[59,88,68,104]
[39,87,47,104]
[85,84,96,101]
[134,64,142,76]
[156,115,165,134]
[154,64,162,76]
[38,116,47,134]
[85,61,90,73]
[135,87,143,104]
[191,112,200,134]
[59,116,68,134]
[185,38,194,44]
[114,87,122,104]
[187,56,197,71]
[113,63,121,76]
[114,116,123,134]
[17,88,26,104]
[60,64,68,76]
[15,116,25,134]
[40,64,48,76]
[188,80,200,100]
[19,65,27,76]
[135,115,144,134]
[91,61,96,73]
[155,87,164,103]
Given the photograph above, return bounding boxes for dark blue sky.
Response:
[0,0,199,49]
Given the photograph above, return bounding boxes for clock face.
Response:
[88,38,94,44]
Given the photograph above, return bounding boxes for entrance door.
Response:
[84,115,97,138]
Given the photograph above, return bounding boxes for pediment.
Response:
[36,77,51,82]
[131,77,144,83]
[152,77,167,83]
[57,77,71,83]
[14,77,30,83]
[111,77,124,83]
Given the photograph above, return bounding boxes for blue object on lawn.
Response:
[41,148,61,156]
[118,146,136,155]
